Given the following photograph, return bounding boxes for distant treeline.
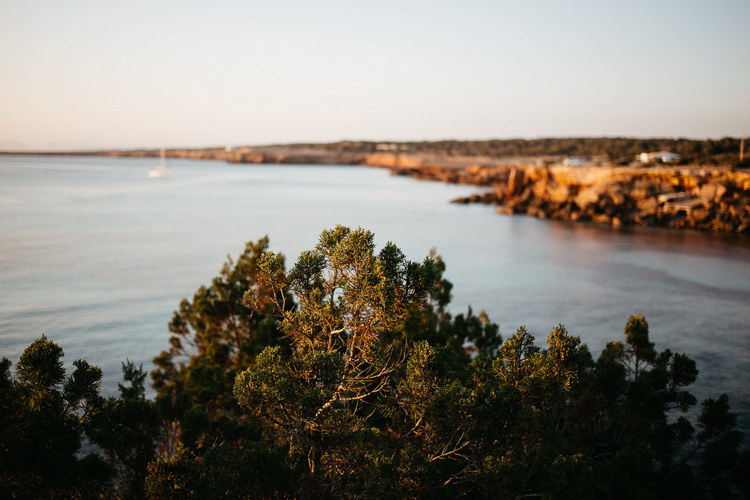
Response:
[301,137,746,166]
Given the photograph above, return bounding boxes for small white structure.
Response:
[562,156,585,167]
[639,151,681,164]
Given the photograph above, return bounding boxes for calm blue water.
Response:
[2,155,749,435]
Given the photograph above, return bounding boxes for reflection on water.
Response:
[553,221,750,292]
[1,155,749,437]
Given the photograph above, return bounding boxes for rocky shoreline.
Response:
[420,164,750,233]
[4,145,748,233]
[221,146,750,234]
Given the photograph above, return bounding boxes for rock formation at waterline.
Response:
[448,165,750,233]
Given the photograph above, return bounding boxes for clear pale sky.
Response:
[1,1,748,150]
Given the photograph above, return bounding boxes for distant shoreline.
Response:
[2,144,748,233]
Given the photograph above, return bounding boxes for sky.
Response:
[1,0,748,151]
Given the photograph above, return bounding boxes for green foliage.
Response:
[145,441,293,499]
[144,444,196,499]
[235,226,439,495]
[150,236,287,455]
[228,230,750,497]
[619,312,657,379]
[5,229,745,498]
[389,250,502,360]
[16,335,66,389]
[88,360,160,498]
[0,336,114,499]
[496,325,540,388]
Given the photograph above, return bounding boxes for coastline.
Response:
[403,163,750,234]
[3,145,748,233]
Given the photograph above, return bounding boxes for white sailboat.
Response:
[148,148,172,178]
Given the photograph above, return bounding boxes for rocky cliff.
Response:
[446,165,750,233]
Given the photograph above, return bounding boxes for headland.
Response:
[3,138,748,233]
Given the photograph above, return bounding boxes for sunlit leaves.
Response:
[496,326,539,389]
[143,230,750,497]
[621,313,656,380]
[234,226,439,492]
[16,334,65,390]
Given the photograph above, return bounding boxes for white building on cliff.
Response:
[639,151,681,164]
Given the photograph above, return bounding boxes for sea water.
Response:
[1,155,749,435]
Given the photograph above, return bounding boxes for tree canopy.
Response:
[1,227,747,498]
[0,336,114,499]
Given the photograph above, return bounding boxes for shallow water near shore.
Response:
[1,155,749,437]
